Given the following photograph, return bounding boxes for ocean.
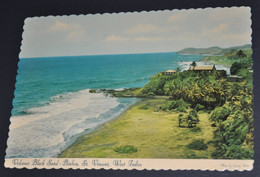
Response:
[6,52,229,158]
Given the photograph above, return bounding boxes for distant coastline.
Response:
[177,44,251,55]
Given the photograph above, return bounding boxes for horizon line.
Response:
[19,51,179,59]
[20,43,251,59]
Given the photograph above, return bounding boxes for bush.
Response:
[178,110,199,128]
[160,99,189,111]
[194,104,205,111]
[148,92,155,96]
[186,139,208,150]
[230,62,246,75]
[210,106,230,122]
[211,145,253,159]
[176,105,187,112]
[187,112,199,128]
[139,104,149,110]
[190,127,201,133]
[160,101,175,111]
[114,145,138,154]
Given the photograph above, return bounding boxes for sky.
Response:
[20,7,251,58]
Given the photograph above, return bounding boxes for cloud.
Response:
[126,24,159,34]
[168,13,183,22]
[126,24,178,35]
[202,24,229,36]
[168,10,193,23]
[50,21,82,31]
[208,7,251,21]
[105,35,130,41]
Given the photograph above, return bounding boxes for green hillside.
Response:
[177,44,251,55]
[202,48,252,66]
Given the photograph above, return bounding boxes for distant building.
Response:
[227,75,243,82]
[189,65,216,72]
[162,70,177,75]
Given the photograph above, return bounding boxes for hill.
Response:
[177,44,251,55]
[201,48,252,67]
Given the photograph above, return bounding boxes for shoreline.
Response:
[56,96,143,158]
[59,97,216,159]
[57,98,144,157]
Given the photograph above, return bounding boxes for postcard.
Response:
[5,6,253,171]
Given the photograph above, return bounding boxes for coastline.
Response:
[57,98,143,157]
[59,97,216,159]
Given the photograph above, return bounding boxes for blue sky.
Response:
[20,7,251,58]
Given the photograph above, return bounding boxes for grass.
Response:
[114,145,138,154]
[59,99,216,158]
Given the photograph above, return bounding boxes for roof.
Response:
[189,65,215,71]
[164,70,177,73]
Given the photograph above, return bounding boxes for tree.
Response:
[187,109,199,127]
[230,62,245,75]
[176,67,181,73]
[236,50,246,57]
[190,61,197,68]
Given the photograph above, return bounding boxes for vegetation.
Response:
[190,61,197,67]
[209,106,231,123]
[178,110,199,128]
[59,99,215,158]
[177,44,251,55]
[65,47,253,159]
[160,99,189,112]
[139,104,149,110]
[186,139,208,150]
[114,145,138,154]
[190,127,201,133]
[89,89,97,93]
[139,48,253,159]
[202,48,252,66]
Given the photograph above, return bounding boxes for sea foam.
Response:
[6,89,137,158]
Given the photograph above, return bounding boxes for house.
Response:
[227,75,243,82]
[162,70,177,75]
[189,65,216,72]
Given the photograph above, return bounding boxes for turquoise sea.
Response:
[6,52,229,158]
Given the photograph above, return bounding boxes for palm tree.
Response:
[190,61,197,70]
[176,67,181,73]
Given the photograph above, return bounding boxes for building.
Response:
[227,75,243,82]
[162,70,177,75]
[189,65,216,72]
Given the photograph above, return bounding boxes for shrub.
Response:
[114,145,138,154]
[186,139,208,150]
[160,101,175,111]
[211,145,253,159]
[178,114,185,127]
[176,105,187,112]
[139,104,149,110]
[194,104,205,112]
[230,62,246,75]
[210,106,231,123]
[190,127,201,133]
[148,92,155,96]
[160,99,189,111]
